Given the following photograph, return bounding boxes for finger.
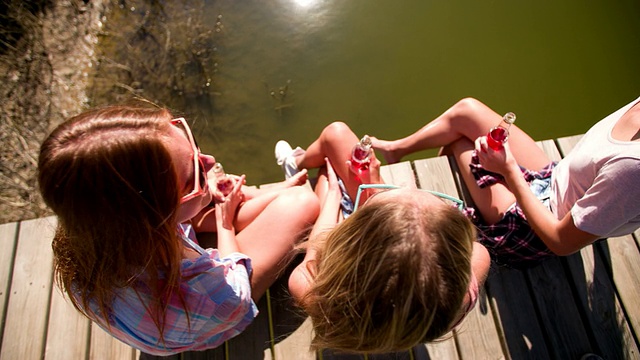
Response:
[233,175,246,192]
[474,136,486,153]
[325,158,336,175]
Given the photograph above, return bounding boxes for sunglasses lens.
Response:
[198,157,207,190]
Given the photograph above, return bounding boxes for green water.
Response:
[97,0,640,185]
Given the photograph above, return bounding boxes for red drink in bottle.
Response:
[351,135,372,172]
[486,112,516,150]
[212,163,234,196]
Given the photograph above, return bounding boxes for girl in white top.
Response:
[372,96,640,268]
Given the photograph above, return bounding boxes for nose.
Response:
[199,153,216,172]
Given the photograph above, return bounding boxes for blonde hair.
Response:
[301,197,475,353]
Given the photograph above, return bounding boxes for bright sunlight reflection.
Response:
[293,0,316,8]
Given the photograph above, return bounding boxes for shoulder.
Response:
[288,262,314,306]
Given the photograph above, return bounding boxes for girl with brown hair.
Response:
[38,104,319,355]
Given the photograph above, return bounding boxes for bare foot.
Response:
[284,168,309,187]
[370,136,402,164]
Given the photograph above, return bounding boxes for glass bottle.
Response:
[487,112,516,150]
[351,135,372,172]
[212,162,234,196]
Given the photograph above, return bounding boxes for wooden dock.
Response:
[1,135,639,360]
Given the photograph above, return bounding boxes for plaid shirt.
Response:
[465,151,558,269]
[85,224,258,355]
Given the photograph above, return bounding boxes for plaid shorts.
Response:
[464,151,558,269]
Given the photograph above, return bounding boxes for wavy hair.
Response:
[301,197,475,353]
[38,105,187,342]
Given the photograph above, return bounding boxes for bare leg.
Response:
[292,121,363,200]
[448,138,516,224]
[236,186,320,301]
[242,169,309,200]
[193,170,310,233]
[372,97,550,171]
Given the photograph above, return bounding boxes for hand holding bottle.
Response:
[212,162,236,197]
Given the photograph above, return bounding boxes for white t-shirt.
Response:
[550,96,640,238]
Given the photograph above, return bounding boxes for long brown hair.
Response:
[302,197,475,353]
[38,105,187,341]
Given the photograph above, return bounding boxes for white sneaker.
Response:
[274,140,305,179]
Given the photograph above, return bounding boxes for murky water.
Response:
[95,0,640,185]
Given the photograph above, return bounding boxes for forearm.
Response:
[308,189,341,245]
[216,225,240,256]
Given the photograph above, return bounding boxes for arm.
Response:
[289,158,342,303]
[215,175,246,257]
[475,138,598,255]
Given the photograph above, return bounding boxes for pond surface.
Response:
[98,0,640,185]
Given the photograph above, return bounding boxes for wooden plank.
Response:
[138,353,181,360]
[226,294,273,359]
[414,157,504,359]
[423,339,459,360]
[45,265,92,359]
[522,140,593,358]
[485,266,550,359]
[0,221,18,347]
[379,161,415,187]
[88,322,138,360]
[554,135,583,158]
[565,242,640,359]
[412,157,457,196]
[37,216,91,360]
[269,262,316,360]
[596,235,640,338]
[270,317,315,360]
[526,257,593,358]
[0,217,56,360]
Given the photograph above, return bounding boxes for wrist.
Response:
[503,163,525,186]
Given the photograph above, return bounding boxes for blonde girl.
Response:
[275,121,490,353]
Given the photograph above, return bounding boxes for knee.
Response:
[449,137,475,153]
[453,97,484,116]
[275,186,320,224]
[320,121,353,144]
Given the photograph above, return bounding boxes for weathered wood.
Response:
[379,161,415,187]
[0,222,18,346]
[565,242,640,359]
[89,323,138,359]
[523,140,593,358]
[270,317,315,360]
[45,286,91,359]
[0,217,56,360]
[225,295,273,359]
[268,269,316,360]
[423,338,459,360]
[485,265,550,359]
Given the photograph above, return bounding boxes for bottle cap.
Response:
[213,162,225,174]
[503,112,516,125]
[360,135,372,147]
